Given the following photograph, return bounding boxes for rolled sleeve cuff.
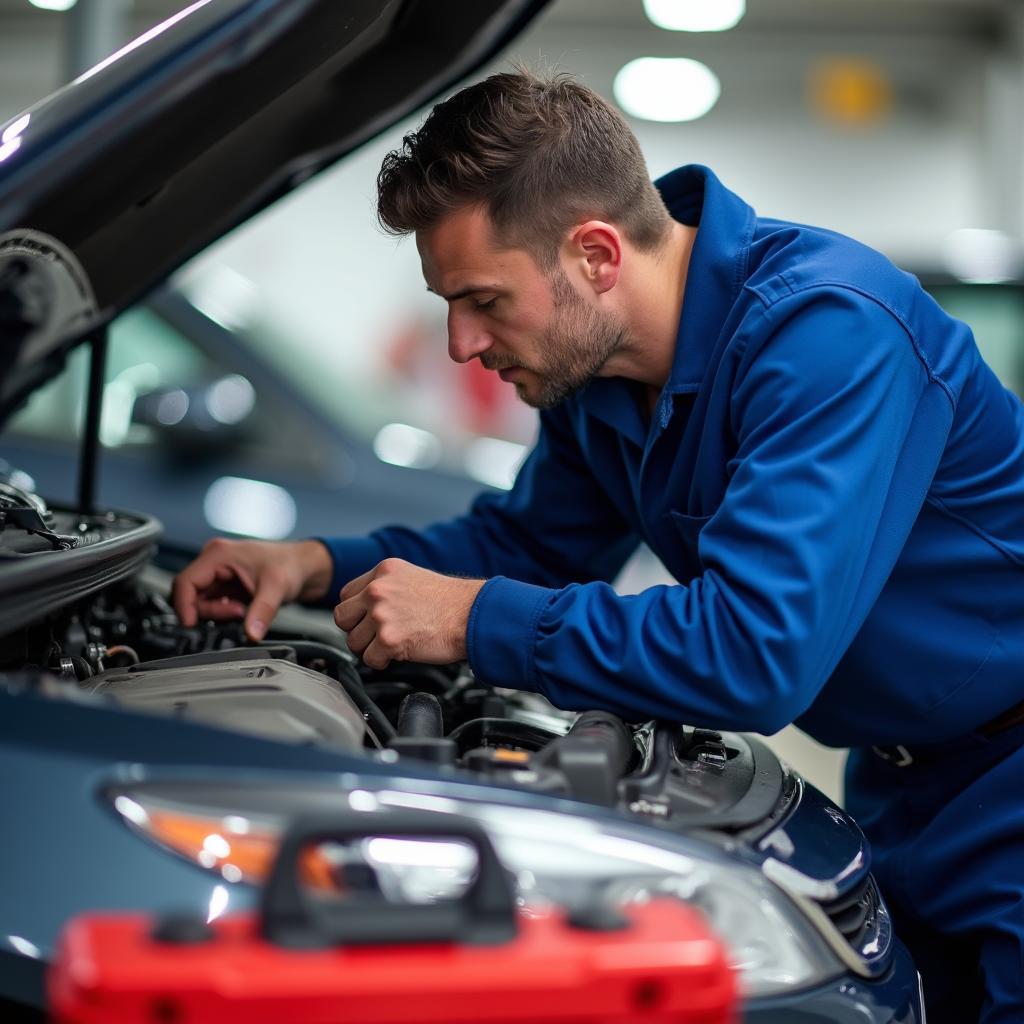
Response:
[310,536,389,607]
[467,576,557,691]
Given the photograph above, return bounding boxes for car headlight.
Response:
[106,776,842,998]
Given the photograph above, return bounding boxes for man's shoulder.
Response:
[743,215,918,315]
[733,215,974,406]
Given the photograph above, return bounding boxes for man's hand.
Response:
[334,558,484,670]
[172,538,334,641]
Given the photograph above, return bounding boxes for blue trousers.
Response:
[845,721,1024,1024]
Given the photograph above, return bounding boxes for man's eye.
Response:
[474,297,498,311]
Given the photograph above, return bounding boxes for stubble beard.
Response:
[521,267,628,409]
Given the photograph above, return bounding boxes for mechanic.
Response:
[174,71,1024,1023]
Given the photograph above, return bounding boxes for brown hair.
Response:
[376,68,672,266]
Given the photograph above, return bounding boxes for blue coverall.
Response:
[322,166,1024,1021]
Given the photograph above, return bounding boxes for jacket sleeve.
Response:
[315,402,639,603]
[468,288,956,733]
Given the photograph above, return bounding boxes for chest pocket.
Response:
[660,509,715,582]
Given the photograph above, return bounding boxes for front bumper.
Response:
[746,938,925,1023]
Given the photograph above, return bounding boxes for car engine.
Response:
[0,486,796,841]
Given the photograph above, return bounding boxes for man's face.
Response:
[417,205,627,409]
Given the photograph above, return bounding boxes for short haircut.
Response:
[376,68,673,266]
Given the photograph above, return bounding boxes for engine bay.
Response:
[2,565,795,841]
[0,485,794,841]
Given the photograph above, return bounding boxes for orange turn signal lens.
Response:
[119,800,336,890]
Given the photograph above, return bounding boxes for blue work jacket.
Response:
[322,165,1024,749]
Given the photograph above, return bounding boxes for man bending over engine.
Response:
[175,70,1024,1023]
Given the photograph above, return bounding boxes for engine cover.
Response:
[85,648,366,751]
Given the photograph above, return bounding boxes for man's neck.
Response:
[601,220,696,391]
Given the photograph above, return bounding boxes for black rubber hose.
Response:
[566,711,635,776]
[534,710,635,777]
[397,692,444,739]
[529,711,636,807]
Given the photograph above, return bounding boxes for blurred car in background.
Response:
[0,283,500,567]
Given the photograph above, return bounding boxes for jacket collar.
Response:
[658,164,756,391]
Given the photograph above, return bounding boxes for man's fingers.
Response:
[194,597,248,622]
[361,636,391,671]
[173,557,254,626]
[244,574,288,642]
[339,568,374,603]
[172,576,199,627]
[172,560,221,627]
[343,614,375,657]
[223,561,257,597]
[334,594,369,632]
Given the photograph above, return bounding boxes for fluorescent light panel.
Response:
[643,0,745,33]
[614,58,721,123]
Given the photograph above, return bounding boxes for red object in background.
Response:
[48,901,737,1024]
[383,315,526,439]
[461,356,510,435]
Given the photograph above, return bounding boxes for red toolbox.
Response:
[49,811,738,1024]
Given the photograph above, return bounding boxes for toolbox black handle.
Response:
[261,810,518,949]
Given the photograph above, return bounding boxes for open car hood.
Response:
[0,0,549,425]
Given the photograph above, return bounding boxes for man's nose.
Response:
[447,311,492,364]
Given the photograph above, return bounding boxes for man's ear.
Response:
[567,220,622,295]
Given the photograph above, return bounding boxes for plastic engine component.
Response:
[85,648,366,750]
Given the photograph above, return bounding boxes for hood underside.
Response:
[0,0,549,424]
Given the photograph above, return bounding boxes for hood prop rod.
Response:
[77,326,108,516]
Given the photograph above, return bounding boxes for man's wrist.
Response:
[294,539,335,603]
[448,576,486,662]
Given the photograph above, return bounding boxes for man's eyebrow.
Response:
[425,284,500,302]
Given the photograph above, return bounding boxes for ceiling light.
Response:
[28,0,77,9]
[613,58,721,123]
[206,884,229,924]
[183,262,259,332]
[6,936,41,959]
[643,0,744,32]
